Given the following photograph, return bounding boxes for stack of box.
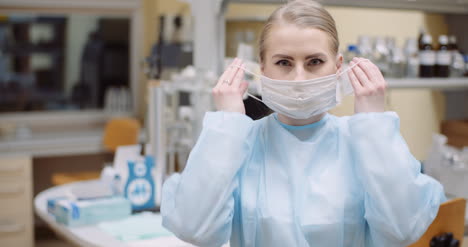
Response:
[441,120,468,148]
[47,196,132,227]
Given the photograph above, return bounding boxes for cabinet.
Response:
[0,156,33,247]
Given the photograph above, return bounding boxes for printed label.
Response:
[419,50,436,66]
[436,51,451,65]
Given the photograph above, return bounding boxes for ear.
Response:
[336,53,344,72]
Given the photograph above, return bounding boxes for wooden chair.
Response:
[408,198,466,247]
[51,117,141,185]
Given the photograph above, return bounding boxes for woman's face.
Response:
[262,24,342,80]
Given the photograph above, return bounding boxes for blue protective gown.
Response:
[161,111,446,247]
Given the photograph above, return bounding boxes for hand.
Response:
[212,58,249,114]
[348,57,387,114]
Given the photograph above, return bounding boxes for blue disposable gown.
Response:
[161,111,446,247]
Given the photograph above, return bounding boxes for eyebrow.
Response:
[272,53,327,60]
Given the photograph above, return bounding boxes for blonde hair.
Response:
[258,0,339,62]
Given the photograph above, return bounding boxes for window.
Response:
[0,0,142,128]
[0,14,130,112]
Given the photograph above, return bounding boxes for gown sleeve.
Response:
[347,112,446,246]
[161,111,256,246]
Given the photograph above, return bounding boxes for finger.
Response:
[359,58,386,89]
[231,61,245,88]
[216,57,238,88]
[348,68,363,93]
[367,60,386,85]
[350,60,371,88]
[216,58,239,88]
[222,58,242,87]
[356,58,380,85]
[239,80,249,94]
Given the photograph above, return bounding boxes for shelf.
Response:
[5,44,62,56]
[228,0,468,14]
[386,78,468,90]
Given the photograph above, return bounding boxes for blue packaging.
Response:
[47,196,68,215]
[54,197,131,227]
[124,156,156,211]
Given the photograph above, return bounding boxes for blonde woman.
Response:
[161,1,446,246]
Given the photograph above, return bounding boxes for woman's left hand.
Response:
[348,57,387,114]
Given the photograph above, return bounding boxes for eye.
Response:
[275,59,291,67]
[308,58,324,66]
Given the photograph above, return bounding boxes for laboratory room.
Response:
[1,0,468,246]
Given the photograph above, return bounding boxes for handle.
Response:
[0,184,23,196]
[0,163,24,173]
[0,220,24,234]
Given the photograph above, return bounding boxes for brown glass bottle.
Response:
[417,27,425,50]
[419,34,435,78]
[448,35,458,51]
[435,35,450,77]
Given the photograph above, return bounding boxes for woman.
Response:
[161,1,446,246]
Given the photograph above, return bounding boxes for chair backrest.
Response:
[103,117,141,152]
[407,197,466,247]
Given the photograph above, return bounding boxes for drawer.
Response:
[0,181,31,218]
[0,217,33,247]
[0,157,30,178]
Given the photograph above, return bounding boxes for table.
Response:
[34,181,195,247]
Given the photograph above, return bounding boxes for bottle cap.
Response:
[439,35,448,45]
[449,35,457,44]
[348,45,359,53]
[422,34,433,45]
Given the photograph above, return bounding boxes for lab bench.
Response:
[34,180,224,247]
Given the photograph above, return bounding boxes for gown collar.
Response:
[273,113,330,130]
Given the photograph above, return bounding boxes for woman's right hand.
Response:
[212,58,249,114]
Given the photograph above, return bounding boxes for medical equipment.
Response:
[148,66,216,183]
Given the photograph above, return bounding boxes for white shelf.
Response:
[228,0,468,14]
[387,78,468,90]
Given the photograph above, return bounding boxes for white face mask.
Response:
[239,60,364,119]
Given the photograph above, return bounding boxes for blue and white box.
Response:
[54,197,131,227]
[124,156,156,211]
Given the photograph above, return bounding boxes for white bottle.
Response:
[404,38,419,78]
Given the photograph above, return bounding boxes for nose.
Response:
[293,66,308,81]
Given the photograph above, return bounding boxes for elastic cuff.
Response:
[348,111,399,134]
[203,111,254,138]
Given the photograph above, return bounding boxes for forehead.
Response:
[264,24,333,58]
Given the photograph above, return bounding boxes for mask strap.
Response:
[247,92,263,102]
[231,65,264,102]
[337,59,368,76]
[232,59,368,103]
[233,59,368,79]
[232,65,261,77]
